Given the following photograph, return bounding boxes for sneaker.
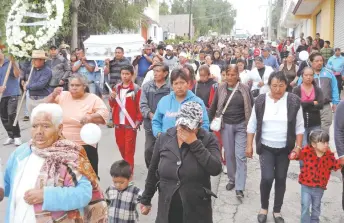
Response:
[222,165,227,174]
[3,138,14,146]
[236,190,244,198]
[23,116,30,121]
[14,138,22,146]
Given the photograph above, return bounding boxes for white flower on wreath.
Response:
[27,35,34,41]
[25,44,33,51]
[6,0,65,58]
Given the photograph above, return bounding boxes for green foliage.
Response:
[164,35,197,45]
[0,0,11,42]
[159,0,170,15]
[169,0,236,36]
[0,0,149,45]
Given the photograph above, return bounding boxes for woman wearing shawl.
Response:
[4,103,107,223]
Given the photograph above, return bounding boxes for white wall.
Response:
[148,24,163,43]
[144,0,159,22]
[293,19,311,38]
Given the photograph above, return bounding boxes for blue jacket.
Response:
[327,55,344,76]
[4,143,92,223]
[263,55,279,70]
[152,90,209,137]
[297,67,340,104]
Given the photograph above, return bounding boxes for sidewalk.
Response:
[213,156,344,223]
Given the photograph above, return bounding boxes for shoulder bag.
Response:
[210,82,239,131]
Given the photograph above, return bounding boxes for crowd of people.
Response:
[0,32,344,223]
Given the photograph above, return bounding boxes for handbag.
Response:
[210,82,239,131]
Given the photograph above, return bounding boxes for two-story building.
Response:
[280,0,344,49]
[141,0,163,43]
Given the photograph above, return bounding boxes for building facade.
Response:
[280,0,344,48]
[159,14,195,38]
[141,0,163,43]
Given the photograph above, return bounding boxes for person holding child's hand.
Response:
[290,129,344,223]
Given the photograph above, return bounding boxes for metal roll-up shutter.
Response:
[334,0,344,49]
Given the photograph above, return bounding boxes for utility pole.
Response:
[188,0,192,40]
[268,0,273,40]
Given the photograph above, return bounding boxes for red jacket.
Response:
[297,145,342,189]
[109,82,143,127]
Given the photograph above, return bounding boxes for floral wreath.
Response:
[5,0,64,59]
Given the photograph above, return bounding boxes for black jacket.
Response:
[141,127,222,223]
[293,85,324,128]
[193,78,217,108]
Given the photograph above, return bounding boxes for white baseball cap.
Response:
[179,52,187,58]
[166,45,173,51]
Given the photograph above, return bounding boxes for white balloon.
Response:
[80,123,102,145]
[299,51,309,61]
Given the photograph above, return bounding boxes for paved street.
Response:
[0,107,343,222]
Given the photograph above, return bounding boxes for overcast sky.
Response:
[229,0,269,34]
[160,0,270,35]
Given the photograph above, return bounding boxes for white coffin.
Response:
[83,34,145,60]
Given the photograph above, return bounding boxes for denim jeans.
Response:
[301,185,324,223]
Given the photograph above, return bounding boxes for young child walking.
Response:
[289,129,344,223]
[106,160,142,223]
[109,65,142,169]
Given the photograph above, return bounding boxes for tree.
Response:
[0,0,11,42]
[159,0,170,15]
[271,0,286,40]
[170,0,236,36]
[171,0,187,14]
[0,0,150,49]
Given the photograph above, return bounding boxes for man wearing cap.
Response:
[163,45,178,71]
[46,45,71,90]
[24,50,52,114]
[0,49,23,146]
[178,52,188,66]
[133,44,154,86]
[262,47,279,70]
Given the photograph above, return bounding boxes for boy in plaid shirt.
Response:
[106,160,142,223]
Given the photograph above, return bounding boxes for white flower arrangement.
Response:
[6,0,64,59]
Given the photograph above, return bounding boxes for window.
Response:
[154,26,157,38]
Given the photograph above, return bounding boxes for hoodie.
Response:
[152,90,210,137]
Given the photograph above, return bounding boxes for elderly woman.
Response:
[152,68,209,138]
[246,71,304,223]
[141,101,222,223]
[45,74,108,175]
[209,64,253,198]
[4,103,107,223]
